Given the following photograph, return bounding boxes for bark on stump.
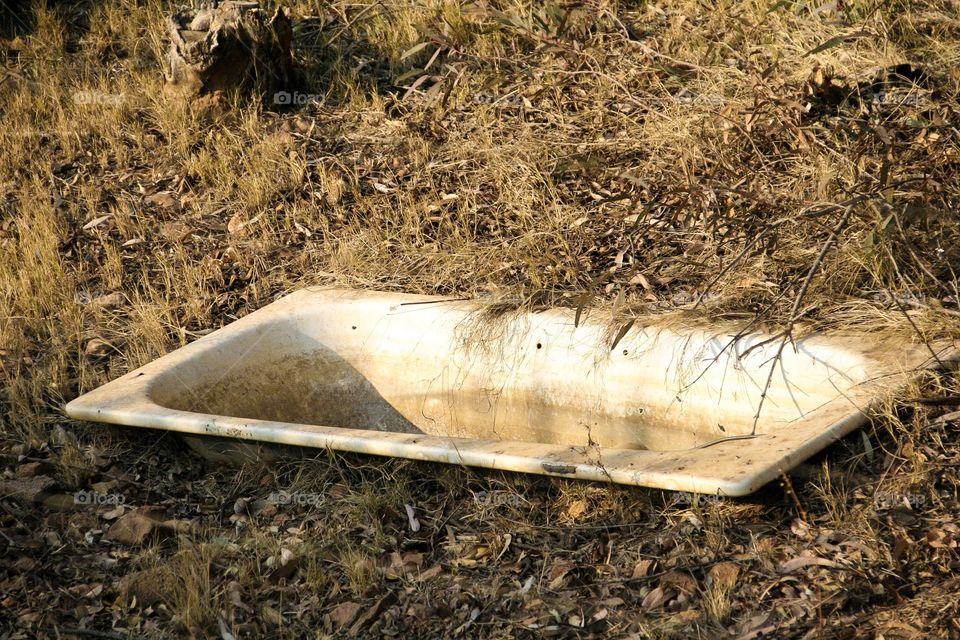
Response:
[164,1,294,110]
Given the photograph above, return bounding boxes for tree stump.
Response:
[164,1,294,110]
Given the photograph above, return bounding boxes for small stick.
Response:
[398,297,471,306]
[781,472,808,522]
[695,434,762,449]
[900,394,960,406]
[751,205,855,434]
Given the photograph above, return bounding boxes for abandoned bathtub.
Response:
[65,288,949,496]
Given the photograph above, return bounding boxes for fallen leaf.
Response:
[82,215,111,230]
[547,558,575,589]
[404,503,421,532]
[0,475,56,502]
[330,602,362,628]
[348,593,397,637]
[267,548,299,583]
[669,609,701,625]
[417,564,443,581]
[400,41,432,61]
[260,604,284,626]
[105,507,169,547]
[227,212,248,236]
[102,505,126,520]
[16,461,54,477]
[708,562,740,591]
[660,570,697,594]
[735,613,779,640]
[641,586,669,609]
[892,535,912,562]
[40,494,78,512]
[778,555,840,573]
[218,615,237,640]
[496,533,512,560]
[631,559,656,579]
[629,272,652,290]
[67,583,103,599]
[401,552,424,568]
[161,222,193,242]
[566,499,588,521]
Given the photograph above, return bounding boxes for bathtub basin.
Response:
[65,288,947,495]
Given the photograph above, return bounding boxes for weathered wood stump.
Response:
[164,1,294,110]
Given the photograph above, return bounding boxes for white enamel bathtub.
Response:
[65,288,949,495]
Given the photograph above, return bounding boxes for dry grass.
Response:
[3,0,960,637]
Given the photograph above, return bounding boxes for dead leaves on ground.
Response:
[4,426,960,637]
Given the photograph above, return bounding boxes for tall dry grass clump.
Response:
[1,0,958,435]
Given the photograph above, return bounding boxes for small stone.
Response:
[233,497,250,515]
[50,425,78,447]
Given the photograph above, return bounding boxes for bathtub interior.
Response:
[146,303,876,452]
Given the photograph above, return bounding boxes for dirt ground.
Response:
[2,0,960,637]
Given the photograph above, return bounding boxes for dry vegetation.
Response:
[2,0,960,637]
